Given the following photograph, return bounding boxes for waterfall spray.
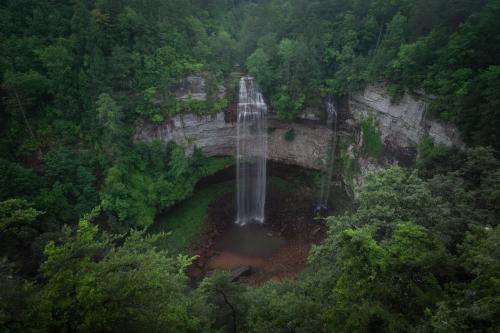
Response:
[236,77,268,225]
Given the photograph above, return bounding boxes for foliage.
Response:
[95,93,125,161]
[0,199,43,267]
[271,87,306,121]
[148,181,234,255]
[435,225,500,332]
[334,138,360,190]
[1,151,499,332]
[325,223,449,332]
[244,279,325,333]
[360,117,384,158]
[0,258,37,333]
[416,136,461,178]
[101,143,228,230]
[195,271,246,332]
[246,48,274,94]
[35,219,199,333]
[0,199,42,240]
[0,159,37,201]
[0,0,240,233]
[284,128,295,142]
[1,1,500,332]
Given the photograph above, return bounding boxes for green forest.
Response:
[1,0,499,332]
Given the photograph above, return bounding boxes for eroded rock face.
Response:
[345,83,464,185]
[267,117,333,169]
[134,113,333,170]
[349,83,463,148]
[134,80,464,180]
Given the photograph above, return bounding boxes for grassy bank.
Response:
[148,181,234,255]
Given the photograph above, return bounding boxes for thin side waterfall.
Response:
[316,97,338,213]
[236,76,268,226]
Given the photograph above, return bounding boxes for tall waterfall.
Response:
[316,97,338,213]
[236,76,268,226]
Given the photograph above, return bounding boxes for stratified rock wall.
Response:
[134,79,464,179]
[344,83,464,185]
[134,113,333,170]
[349,83,463,148]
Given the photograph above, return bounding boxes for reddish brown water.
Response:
[214,224,284,257]
[188,181,326,286]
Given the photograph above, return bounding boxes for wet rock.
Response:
[279,225,287,236]
[311,226,322,236]
[231,266,252,281]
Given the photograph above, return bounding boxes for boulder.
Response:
[231,266,252,281]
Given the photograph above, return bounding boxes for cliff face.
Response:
[349,83,463,148]
[134,113,333,170]
[134,113,236,157]
[342,83,464,185]
[134,79,463,179]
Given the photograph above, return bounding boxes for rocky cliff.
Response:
[348,83,463,148]
[134,113,333,170]
[341,83,464,185]
[134,78,463,179]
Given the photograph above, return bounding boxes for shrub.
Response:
[284,128,295,142]
[360,117,384,158]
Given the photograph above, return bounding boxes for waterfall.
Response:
[236,76,268,226]
[316,97,338,213]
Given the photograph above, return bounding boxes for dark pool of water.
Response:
[215,223,285,258]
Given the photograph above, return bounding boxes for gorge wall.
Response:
[134,113,334,170]
[134,78,463,182]
[348,83,463,149]
[339,83,464,185]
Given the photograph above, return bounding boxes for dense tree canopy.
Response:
[1,0,499,332]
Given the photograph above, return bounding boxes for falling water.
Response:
[236,76,268,226]
[316,97,338,213]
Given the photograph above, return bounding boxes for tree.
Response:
[271,87,305,121]
[95,93,125,161]
[36,219,199,332]
[0,199,43,269]
[430,225,500,332]
[100,143,204,230]
[0,258,38,333]
[195,271,245,332]
[0,199,42,242]
[0,159,37,201]
[244,278,325,333]
[246,48,274,95]
[325,223,450,332]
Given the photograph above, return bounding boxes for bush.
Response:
[284,128,295,142]
[360,117,384,158]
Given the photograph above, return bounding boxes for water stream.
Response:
[235,76,268,225]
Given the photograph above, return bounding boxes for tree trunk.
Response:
[13,89,43,159]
